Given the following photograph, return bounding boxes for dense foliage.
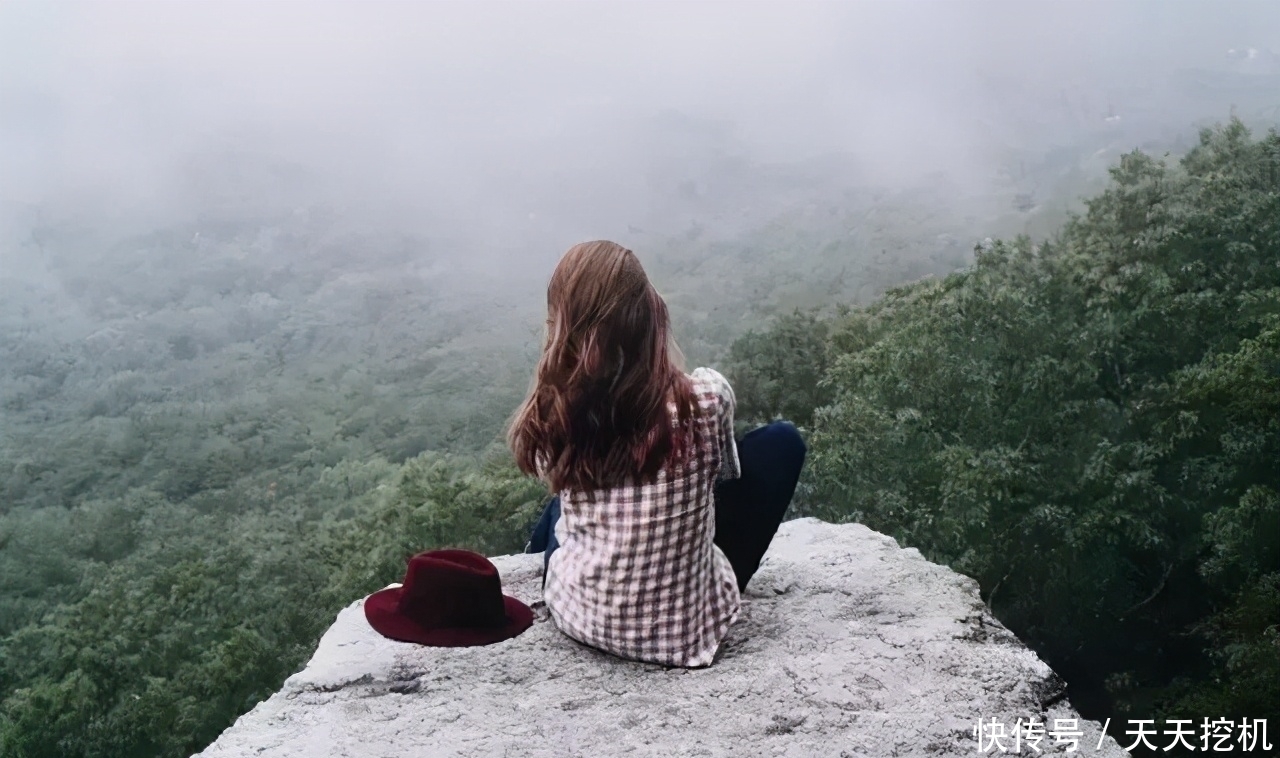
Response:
[726,121,1279,731]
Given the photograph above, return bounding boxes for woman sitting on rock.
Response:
[510,240,806,668]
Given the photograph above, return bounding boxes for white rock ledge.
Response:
[195,518,1125,757]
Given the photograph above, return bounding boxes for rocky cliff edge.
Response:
[196,518,1125,757]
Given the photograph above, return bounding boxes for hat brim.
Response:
[363,585,534,647]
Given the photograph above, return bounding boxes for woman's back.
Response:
[512,241,803,667]
[543,367,741,667]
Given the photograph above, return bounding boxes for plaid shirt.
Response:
[543,367,742,667]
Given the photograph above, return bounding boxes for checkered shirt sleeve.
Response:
[543,368,742,667]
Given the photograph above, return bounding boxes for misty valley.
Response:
[4,117,1277,758]
[2,3,1279,756]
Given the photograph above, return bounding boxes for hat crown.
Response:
[397,550,507,629]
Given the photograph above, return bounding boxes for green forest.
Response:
[1,120,1276,757]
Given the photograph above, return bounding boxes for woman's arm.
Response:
[692,367,740,481]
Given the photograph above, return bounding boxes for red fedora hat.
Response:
[364,549,533,647]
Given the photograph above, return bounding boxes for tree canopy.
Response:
[728,120,1278,728]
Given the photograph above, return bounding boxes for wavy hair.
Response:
[508,241,698,492]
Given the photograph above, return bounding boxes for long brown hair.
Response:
[508,241,698,492]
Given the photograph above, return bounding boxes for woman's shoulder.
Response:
[688,367,735,407]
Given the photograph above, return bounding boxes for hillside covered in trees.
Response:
[0,120,1276,757]
[728,121,1279,734]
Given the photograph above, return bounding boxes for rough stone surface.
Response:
[196,518,1126,757]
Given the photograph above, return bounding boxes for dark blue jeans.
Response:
[525,421,807,593]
